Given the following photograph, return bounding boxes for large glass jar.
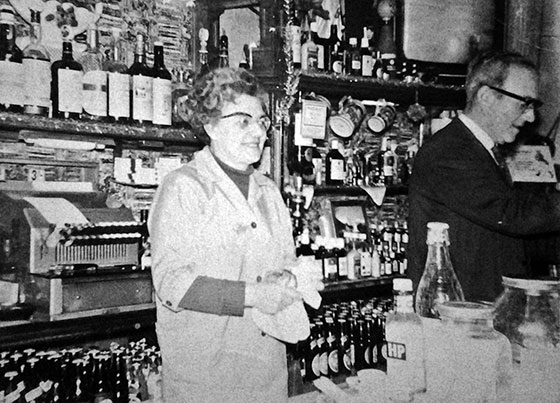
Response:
[419,301,512,403]
[494,276,560,403]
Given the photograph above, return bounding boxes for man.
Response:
[408,51,560,302]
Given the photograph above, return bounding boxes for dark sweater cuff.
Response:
[179,276,246,316]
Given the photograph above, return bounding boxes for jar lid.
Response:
[502,276,559,295]
[438,301,494,320]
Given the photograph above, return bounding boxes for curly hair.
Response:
[184,68,269,145]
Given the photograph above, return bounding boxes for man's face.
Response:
[484,66,539,144]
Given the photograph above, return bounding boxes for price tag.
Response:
[27,167,45,182]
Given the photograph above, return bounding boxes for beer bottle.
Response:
[92,355,114,403]
[337,318,352,375]
[309,322,322,380]
[325,317,339,377]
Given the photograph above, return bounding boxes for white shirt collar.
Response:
[458,113,497,159]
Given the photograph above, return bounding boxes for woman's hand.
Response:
[245,282,302,315]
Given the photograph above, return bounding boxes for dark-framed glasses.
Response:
[220,112,272,132]
[486,85,543,110]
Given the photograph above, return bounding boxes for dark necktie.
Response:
[491,146,512,185]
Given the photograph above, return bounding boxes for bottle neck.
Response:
[62,42,73,60]
[30,22,41,44]
[154,47,164,68]
[426,241,452,271]
[394,291,415,314]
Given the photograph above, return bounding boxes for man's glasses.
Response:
[486,85,543,110]
[220,112,272,132]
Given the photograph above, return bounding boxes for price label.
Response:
[27,167,45,182]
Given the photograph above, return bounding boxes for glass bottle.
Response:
[324,23,339,74]
[325,138,346,186]
[385,278,426,401]
[415,222,465,319]
[287,9,301,69]
[310,22,324,71]
[103,28,130,122]
[128,33,153,124]
[79,23,107,120]
[218,29,229,68]
[51,40,83,119]
[345,37,361,76]
[22,10,50,116]
[301,22,318,73]
[360,27,373,77]
[0,3,23,112]
[151,41,172,126]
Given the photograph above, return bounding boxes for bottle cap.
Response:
[393,278,413,292]
[426,221,450,244]
[349,37,358,46]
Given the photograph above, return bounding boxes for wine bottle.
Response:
[79,23,107,120]
[51,40,83,119]
[103,28,130,122]
[325,138,346,186]
[324,23,339,74]
[22,10,50,116]
[360,27,373,77]
[301,23,318,73]
[151,41,172,126]
[287,9,301,70]
[0,4,23,112]
[128,34,153,124]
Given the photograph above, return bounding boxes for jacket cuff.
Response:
[179,276,246,317]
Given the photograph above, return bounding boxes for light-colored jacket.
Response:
[148,146,296,403]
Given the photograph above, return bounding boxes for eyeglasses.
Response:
[220,112,272,132]
[486,85,543,110]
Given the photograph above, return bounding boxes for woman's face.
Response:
[205,94,270,170]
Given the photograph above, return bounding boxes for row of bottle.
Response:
[295,222,408,283]
[295,136,413,187]
[294,298,392,382]
[0,339,160,403]
[288,16,415,81]
[0,5,173,126]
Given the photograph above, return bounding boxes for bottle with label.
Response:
[325,317,339,377]
[345,38,361,76]
[331,42,344,75]
[359,243,372,277]
[325,138,346,186]
[22,10,50,116]
[152,41,172,126]
[51,40,83,119]
[337,318,352,375]
[324,238,338,282]
[218,29,229,68]
[128,34,153,124]
[324,23,339,74]
[311,146,323,186]
[0,4,23,112]
[415,222,465,319]
[287,9,301,69]
[360,27,373,77]
[346,239,359,280]
[103,28,130,122]
[335,238,348,281]
[379,136,395,185]
[301,22,318,73]
[79,23,107,120]
[310,22,324,71]
[385,278,426,401]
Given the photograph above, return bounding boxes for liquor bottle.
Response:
[415,222,465,319]
[360,27,373,77]
[0,4,23,112]
[79,23,107,120]
[386,278,426,401]
[310,22,324,71]
[311,146,323,186]
[346,240,359,281]
[151,41,172,126]
[324,238,338,282]
[345,38,361,76]
[22,10,50,116]
[51,40,83,119]
[380,136,396,185]
[197,28,209,78]
[301,23,318,73]
[359,243,372,278]
[325,138,346,186]
[331,42,344,75]
[287,9,301,69]
[371,243,381,278]
[218,29,229,68]
[335,238,348,281]
[324,23,339,74]
[128,34,153,124]
[103,28,130,122]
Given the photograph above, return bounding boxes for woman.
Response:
[148,67,303,402]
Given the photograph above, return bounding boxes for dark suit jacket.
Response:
[408,118,560,302]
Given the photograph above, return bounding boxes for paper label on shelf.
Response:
[23,59,51,108]
[82,70,108,116]
[132,75,153,121]
[152,77,172,125]
[0,61,24,106]
[23,197,89,226]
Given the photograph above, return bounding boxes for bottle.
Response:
[337,318,352,375]
[325,317,339,377]
[92,356,113,403]
[103,28,130,122]
[335,238,348,281]
[331,42,344,75]
[324,238,338,282]
[128,34,153,124]
[385,278,426,401]
[287,9,301,69]
[310,22,324,71]
[379,136,395,185]
[324,23,339,74]
[301,22,318,73]
[359,243,372,278]
[23,358,43,403]
[360,27,373,77]
[308,323,322,380]
[311,146,323,186]
[325,138,346,186]
[218,29,229,68]
[346,37,361,76]
[415,222,465,319]
[151,41,172,126]
[0,4,23,112]
[22,10,50,116]
[346,240,359,281]
[51,39,83,119]
[79,23,107,120]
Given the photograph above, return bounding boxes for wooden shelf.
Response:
[321,276,396,294]
[313,185,408,197]
[297,73,466,109]
[0,111,202,146]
